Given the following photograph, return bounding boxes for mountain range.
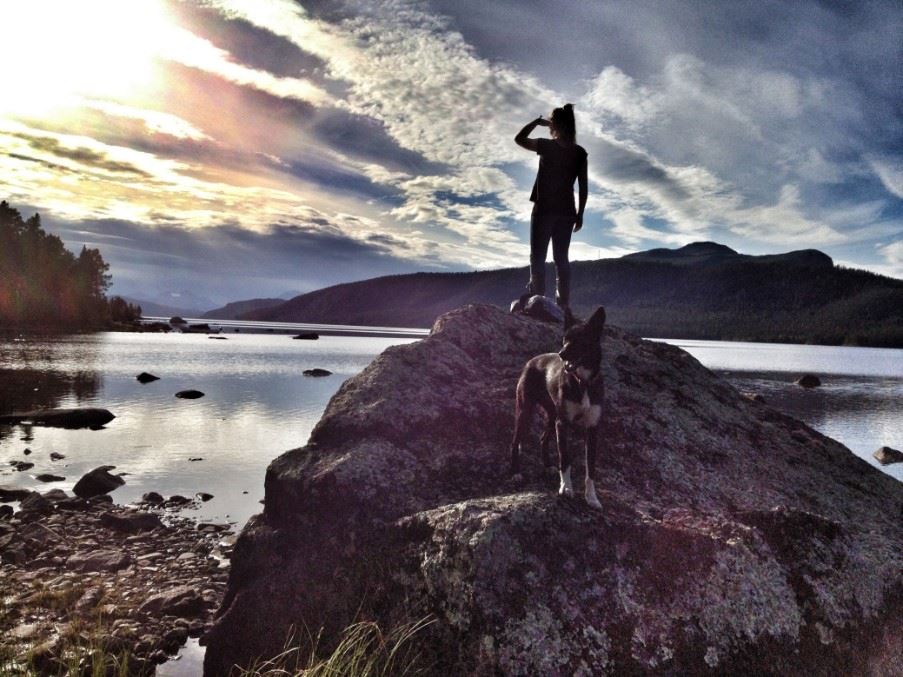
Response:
[237,242,902,347]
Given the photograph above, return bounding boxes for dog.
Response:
[509,306,606,509]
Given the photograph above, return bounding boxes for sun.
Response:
[0,0,175,115]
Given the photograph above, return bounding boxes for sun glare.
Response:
[0,0,174,115]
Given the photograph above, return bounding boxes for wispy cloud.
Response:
[82,100,212,141]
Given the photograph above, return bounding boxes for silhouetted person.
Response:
[515,104,588,310]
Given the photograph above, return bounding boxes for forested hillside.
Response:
[0,201,138,330]
[248,242,903,347]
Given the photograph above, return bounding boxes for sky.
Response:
[1,0,901,309]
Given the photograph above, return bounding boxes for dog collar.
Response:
[567,369,594,389]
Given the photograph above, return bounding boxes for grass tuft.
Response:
[234,616,435,677]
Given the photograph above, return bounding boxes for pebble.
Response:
[11,622,39,640]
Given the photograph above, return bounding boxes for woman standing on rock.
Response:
[515,104,588,311]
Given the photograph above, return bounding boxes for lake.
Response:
[1,330,901,530]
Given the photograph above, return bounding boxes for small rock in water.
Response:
[167,495,192,506]
[292,332,319,340]
[873,446,903,466]
[73,466,125,498]
[175,389,205,399]
[35,473,65,482]
[188,457,204,462]
[795,374,821,388]
[303,368,332,377]
[50,452,65,461]
[23,448,31,455]
[10,460,34,472]
[209,336,228,340]
[196,492,214,502]
[142,491,165,505]
[137,372,160,383]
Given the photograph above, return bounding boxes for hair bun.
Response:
[564,103,573,110]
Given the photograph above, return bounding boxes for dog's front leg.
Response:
[540,414,555,468]
[584,425,602,509]
[556,418,574,497]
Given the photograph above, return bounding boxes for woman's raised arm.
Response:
[515,117,548,152]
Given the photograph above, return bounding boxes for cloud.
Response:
[9,131,151,177]
[582,66,659,129]
[45,214,433,304]
[82,100,212,141]
[869,156,903,199]
[876,240,903,278]
[159,25,333,106]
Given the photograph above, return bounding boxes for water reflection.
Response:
[712,372,902,483]
[0,368,102,440]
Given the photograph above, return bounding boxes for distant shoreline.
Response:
[136,316,430,339]
[132,315,903,349]
[6,316,902,349]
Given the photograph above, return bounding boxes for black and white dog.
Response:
[509,306,606,509]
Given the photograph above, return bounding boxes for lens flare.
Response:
[0,0,174,115]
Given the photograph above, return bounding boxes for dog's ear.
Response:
[586,306,606,336]
[563,307,576,331]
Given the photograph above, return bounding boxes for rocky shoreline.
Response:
[0,491,232,675]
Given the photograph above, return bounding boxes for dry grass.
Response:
[234,617,435,677]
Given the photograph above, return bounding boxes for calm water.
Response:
[1,332,901,530]
[0,331,415,526]
[663,338,903,483]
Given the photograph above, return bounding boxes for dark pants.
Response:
[528,208,574,307]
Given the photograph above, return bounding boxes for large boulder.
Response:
[204,305,903,676]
